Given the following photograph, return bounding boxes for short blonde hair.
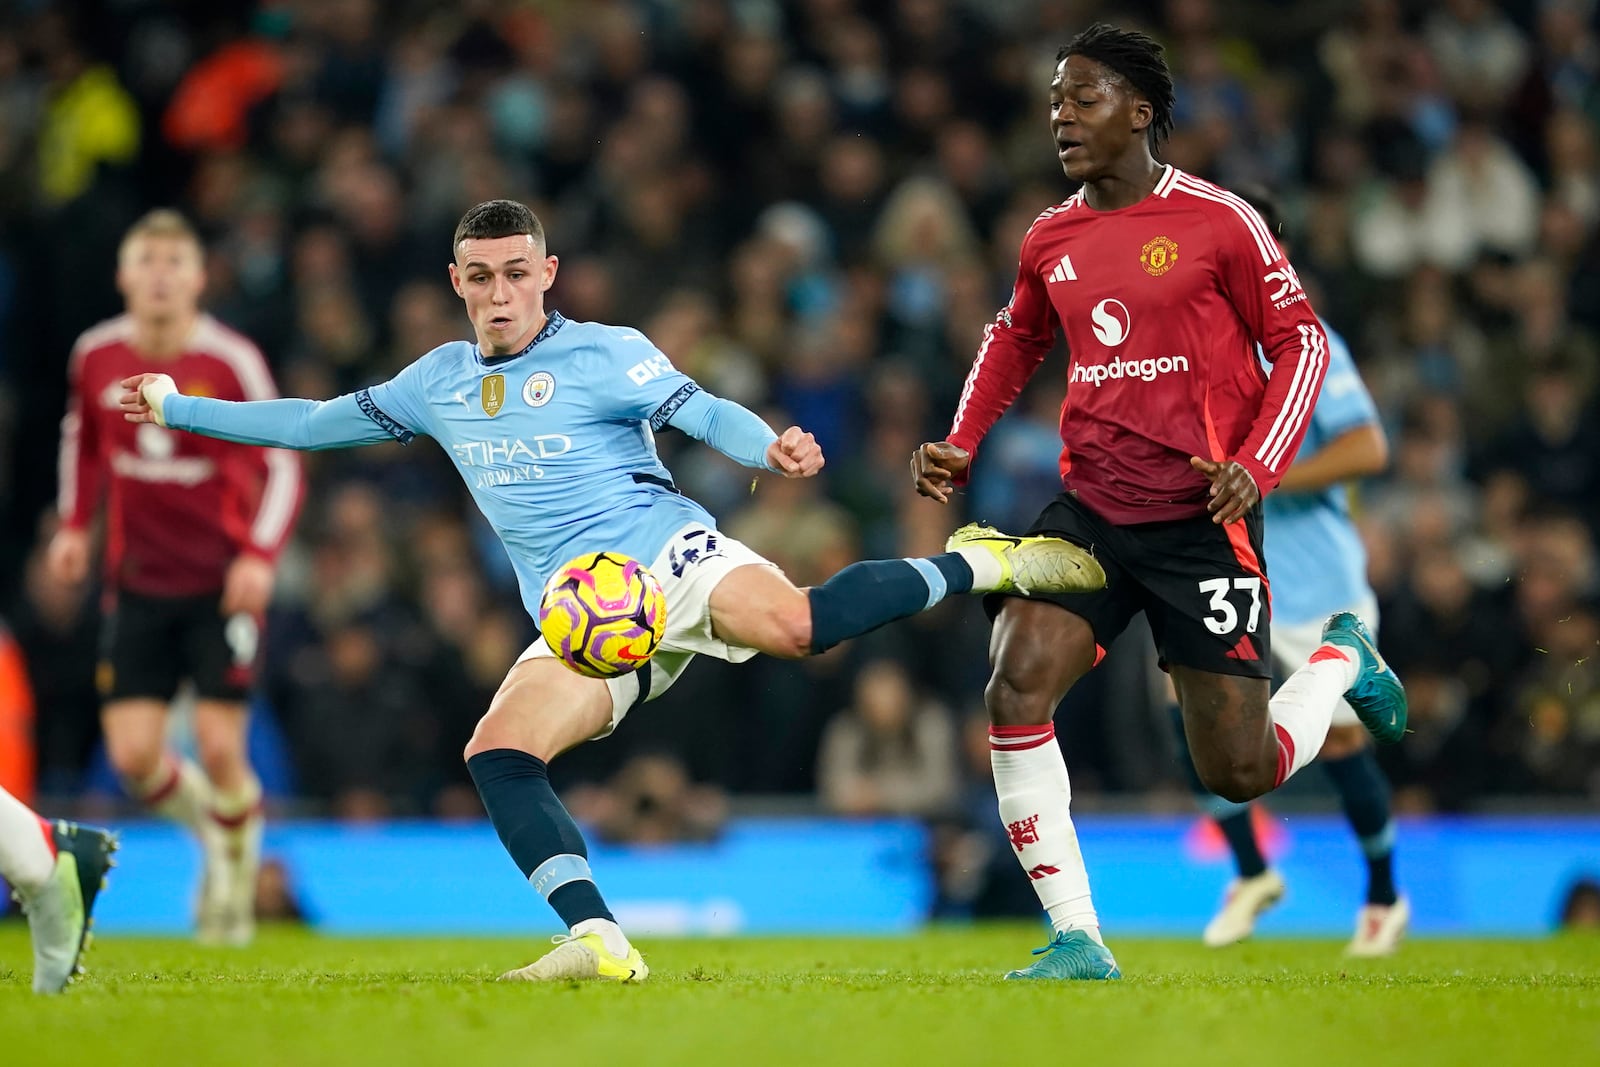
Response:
[119,209,202,260]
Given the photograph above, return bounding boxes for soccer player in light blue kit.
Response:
[119,200,1105,982]
[1182,187,1407,956]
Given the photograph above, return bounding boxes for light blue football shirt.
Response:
[163,311,778,619]
[1262,322,1381,625]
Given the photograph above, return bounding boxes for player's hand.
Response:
[766,426,824,478]
[1190,456,1260,525]
[912,441,970,504]
[119,373,177,427]
[45,527,91,585]
[221,554,276,616]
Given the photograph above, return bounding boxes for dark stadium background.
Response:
[0,0,1595,931]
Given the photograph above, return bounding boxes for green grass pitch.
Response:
[4,925,1597,1067]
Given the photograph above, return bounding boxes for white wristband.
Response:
[143,375,178,428]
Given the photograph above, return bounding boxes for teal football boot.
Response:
[1003,929,1122,981]
[1321,612,1408,745]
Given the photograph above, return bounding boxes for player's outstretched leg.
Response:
[1167,704,1285,946]
[1320,728,1407,956]
[802,524,1104,655]
[0,788,117,993]
[465,661,647,983]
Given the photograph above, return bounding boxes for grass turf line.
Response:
[3,924,1597,1067]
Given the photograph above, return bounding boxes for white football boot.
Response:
[1202,869,1287,947]
[1345,895,1410,957]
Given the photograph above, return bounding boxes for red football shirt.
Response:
[57,313,303,598]
[947,166,1329,526]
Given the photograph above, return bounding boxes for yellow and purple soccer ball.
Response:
[538,551,668,678]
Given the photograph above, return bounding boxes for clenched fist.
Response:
[911,441,970,504]
[765,426,825,478]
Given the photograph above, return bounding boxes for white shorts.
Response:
[1271,595,1379,728]
[515,523,778,738]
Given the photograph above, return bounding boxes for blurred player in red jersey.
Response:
[46,210,302,945]
[912,25,1408,980]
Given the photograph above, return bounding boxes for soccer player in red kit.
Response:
[46,210,302,945]
[912,25,1407,979]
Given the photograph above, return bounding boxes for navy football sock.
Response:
[1215,809,1269,879]
[1321,747,1398,905]
[806,554,972,653]
[467,748,614,927]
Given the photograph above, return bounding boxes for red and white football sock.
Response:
[990,724,1102,941]
[208,774,264,843]
[0,785,56,893]
[1268,644,1360,785]
[129,753,211,831]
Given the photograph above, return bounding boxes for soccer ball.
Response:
[538,551,667,679]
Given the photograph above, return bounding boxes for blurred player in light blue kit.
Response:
[1178,187,1407,956]
[120,200,1104,982]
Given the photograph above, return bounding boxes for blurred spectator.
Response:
[567,753,728,845]
[1423,0,1530,115]
[35,21,139,207]
[817,658,960,817]
[1558,876,1600,930]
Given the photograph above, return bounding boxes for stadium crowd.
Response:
[0,0,1596,832]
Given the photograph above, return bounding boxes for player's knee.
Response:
[1196,753,1276,803]
[750,598,812,659]
[194,729,245,783]
[105,731,164,782]
[463,717,509,763]
[984,668,1058,727]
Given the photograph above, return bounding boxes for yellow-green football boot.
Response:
[17,820,117,994]
[498,932,649,982]
[946,523,1107,595]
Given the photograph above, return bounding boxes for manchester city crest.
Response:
[523,371,555,407]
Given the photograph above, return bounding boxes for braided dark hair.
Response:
[1061,23,1176,149]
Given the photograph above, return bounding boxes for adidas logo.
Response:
[1047,253,1077,283]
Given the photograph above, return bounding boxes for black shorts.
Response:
[98,591,259,703]
[986,492,1272,678]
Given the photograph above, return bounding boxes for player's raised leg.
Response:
[1175,615,1406,804]
[705,528,1105,660]
[194,699,263,947]
[463,658,647,983]
[0,786,116,993]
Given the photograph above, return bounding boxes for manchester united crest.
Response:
[1140,235,1179,276]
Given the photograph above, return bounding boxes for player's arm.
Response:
[915,227,1055,502]
[211,346,307,616]
[617,334,823,477]
[120,372,420,449]
[658,387,822,478]
[1274,329,1387,494]
[1275,425,1387,493]
[48,346,105,584]
[1196,207,1331,523]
